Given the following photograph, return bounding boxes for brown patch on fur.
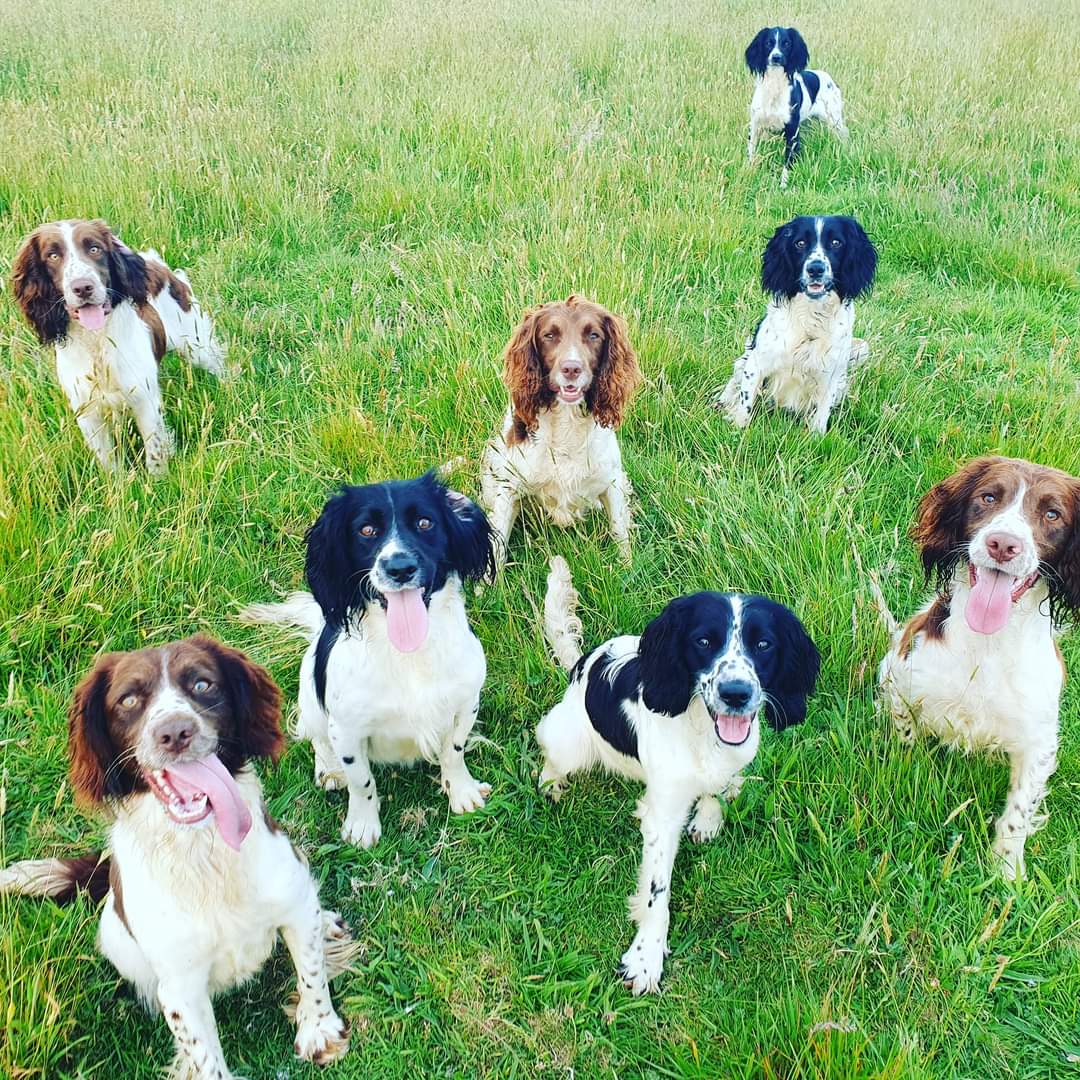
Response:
[898,595,950,657]
[144,259,192,312]
[1054,641,1067,685]
[137,302,167,362]
[502,295,641,445]
[109,858,131,934]
[261,803,283,834]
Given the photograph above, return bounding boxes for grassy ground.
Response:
[1,0,1079,1075]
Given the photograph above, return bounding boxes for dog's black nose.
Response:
[718,681,754,711]
[805,260,828,278]
[381,552,419,584]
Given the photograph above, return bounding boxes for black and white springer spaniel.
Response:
[0,636,354,1078]
[538,557,819,994]
[242,471,496,848]
[11,219,227,474]
[745,27,848,188]
[717,215,878,434]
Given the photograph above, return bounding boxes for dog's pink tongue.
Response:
[965,568,1014,635]
[163,755,252,850]
[76,305,106,330]
[385,588,429,652]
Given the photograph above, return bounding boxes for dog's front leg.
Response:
[328,721,382,848]
[157,977,233,1079]
[438,699,491,813]
[992,737,1058,880]
[281,895,350,1066]
[718,348,765,428]
[618,789,695,994]
[601,471,633,564]
[482,479,519,579]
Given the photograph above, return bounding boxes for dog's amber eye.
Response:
[359,524,377,537]
[193,678,211,693]
[48,251,60,261]
[981,493,996,504]
[417,517,433,530]
[88,245,100,254]
[588,331,601,340]
[1046,509,1061,521]
[120,693,139,708]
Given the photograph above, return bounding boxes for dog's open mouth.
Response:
[67,300,112,330]
[712,712,754,746]
[143,753,252,850]
[377,587,431,653]
[556,386,585,404]
[964,564,1039,635]
[803,281,830,299]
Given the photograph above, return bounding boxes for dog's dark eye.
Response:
[980,493,996,505]
[795,239,806,250]
[830,239,842,248]
[1046,509,1061,521]
[755,640,773,652]
[193,678,211,694]
[695,636,711,649]
[417,517,434,531]
[120,693,139,709]
[588,331,601,341]
[359,524,377,537]
[543,331,556,340]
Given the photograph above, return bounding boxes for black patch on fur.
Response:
[800,68,820,104]
[583,650,640,759]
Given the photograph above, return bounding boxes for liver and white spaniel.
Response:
[878,457,1080,878]
[480,295,642,575]
[11,219,227,474]
[241,472,496,848]
[0,636,354,1078]
[539,557,819,993]
[717,215,877,434]
[744,27,848,188]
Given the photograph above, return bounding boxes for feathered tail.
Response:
[237,591,324,640]
[543,557,583,672]
[0,853,110,903]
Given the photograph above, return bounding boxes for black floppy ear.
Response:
[104,226,148,305]
[761,221,798,300]
[787,29,809,72]
[304,488,361,631]
[763,607,820,731]
[638,597,693,716]
[438,476,496,583]
[835,218,878,301]
[745,29,772,74]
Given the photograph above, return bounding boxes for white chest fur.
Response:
[751,68,792,131]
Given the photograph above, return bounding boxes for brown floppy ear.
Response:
[912,457,998,589]
[502,306,551,444]
[1050,482,1080,624]
[68,655,120,805]
[591,306,639,427]
[11,230,69,344]
[588,307,641,429]
[195,635,284,766]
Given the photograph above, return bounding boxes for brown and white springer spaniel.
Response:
[11,220,227,474]
[0,636,354,1079]
[480,295,642,575]
[877,456,1080,878]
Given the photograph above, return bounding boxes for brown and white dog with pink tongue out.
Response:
[0,635,356,1079]
[877,456,1080,879]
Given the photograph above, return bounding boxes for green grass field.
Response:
[2,0,1079,1075]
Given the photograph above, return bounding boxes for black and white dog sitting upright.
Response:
[745,27,848,187]
[717,215,878,434]
[538,557,819,994]
[241,472,496,848]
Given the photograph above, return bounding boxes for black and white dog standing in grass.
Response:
[242,472,496,848]
[745,27,848,188]
[538,558,819,994]
[717,215,878,434]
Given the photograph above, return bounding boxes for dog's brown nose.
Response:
[70,277,96,299]
[560,360,583,380]
[986,532,1023,563]
[154,717,194,753]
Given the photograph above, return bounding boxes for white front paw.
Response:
[444,776,491,814]
[687,798,724,844]
[341,813,382,848]
[991,838,1025,881]
[617,931,667,995]
[294,1009,349,1065]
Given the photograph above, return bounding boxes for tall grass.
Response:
[1,0,1078,1076]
